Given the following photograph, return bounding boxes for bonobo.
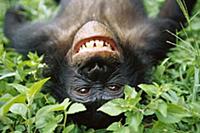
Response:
[4,0,196,129]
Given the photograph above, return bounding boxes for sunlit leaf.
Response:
[9,83,27,94]
[126,112,143,132]
[98,99,127,116]
[157,100,167,118]
[0,94,26,116]
[0,72,16,80]
[36,104,64,120]
[63,124,76,133]
[107,122,122,131]
[27,78,50,104]
[139,84,158,97]
[36,98,70,127]
[67,103,86,115]
[124,85,137,99]
[9,103,27,119]
[156,104,191,124]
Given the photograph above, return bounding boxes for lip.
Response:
[67,21,122,66]
[74,36,118,53]
[71,50,120,66]
[71,21,116,53]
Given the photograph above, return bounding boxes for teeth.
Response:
[79,40,114,52]
[81,44,86,49]
[96,41,104,48]
[103,42,107,46]
[106,42,112,49]
[95,40,99,47]
[86,41,93,48]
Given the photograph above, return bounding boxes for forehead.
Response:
[57,0,146,27]
[52,0,155,46]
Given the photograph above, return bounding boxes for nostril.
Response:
[79,63,110,81]
[82,63,105,74]
[103,65,107,72]
[89,64,101,73]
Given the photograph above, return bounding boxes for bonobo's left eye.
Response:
[107,85,122,93]
[74,87,91,96]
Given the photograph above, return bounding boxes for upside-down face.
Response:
[54,0,165,105]
[4,0,196,129]
[66,21,125,103]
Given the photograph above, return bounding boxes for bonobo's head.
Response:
[66,21,127,103]
[61,21,129,128]
[66,21,124,103]
[4,0,196,129]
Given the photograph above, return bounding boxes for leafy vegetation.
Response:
[0,0,200,132]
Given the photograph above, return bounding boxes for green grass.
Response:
[0,0,200,133]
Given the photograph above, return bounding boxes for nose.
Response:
[82,63,110,81]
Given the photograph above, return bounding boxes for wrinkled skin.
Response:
[4,0,196,129]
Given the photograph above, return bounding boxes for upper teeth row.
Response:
[79,40,112,51]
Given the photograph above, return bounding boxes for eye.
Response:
[107,85,122,92]
[75,87,90,96]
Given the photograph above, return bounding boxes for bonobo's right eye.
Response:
[107,85,123,94]
[74,87,91,96]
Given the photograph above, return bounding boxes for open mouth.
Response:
[72,36,120,66]
[69,21,121,66]
[75,36,117,53]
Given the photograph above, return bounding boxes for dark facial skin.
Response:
[4,0,196,129]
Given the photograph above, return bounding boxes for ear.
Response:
[158,0,197,30]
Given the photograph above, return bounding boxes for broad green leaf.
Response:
[14,131,22,133]
[126,112,143,132]
[15,125,25,132]
[156,104,191,124]
[127,91,142,107]
[9,103,27,119]
[67,103,86,115]
[0,72,16,80]
[36,98,70,127]
[9,83,27,94]
[0,116,13,125]
[154,64,166,79]
[27,78,50,104]
[41,115,62,133]
[190,102,200,114]
[42,120,57,133]
[60,98,71,110]
[0,94,26,116]
[124,85,137,99]
[143,109,155,116]
[36,104,65,120]
[0,94,13,103]
[161,90,179,103]
[107,122,122,131]
[152,121,175,133]
[116,127,131,133]
[98,99,126,116]
[63,124,81,133]
[63,124,76,133]
[36,112,54,129]
[156,111,180,124]
[157,100,167,118]
[167,104,191,118]
[139,84,158,97]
